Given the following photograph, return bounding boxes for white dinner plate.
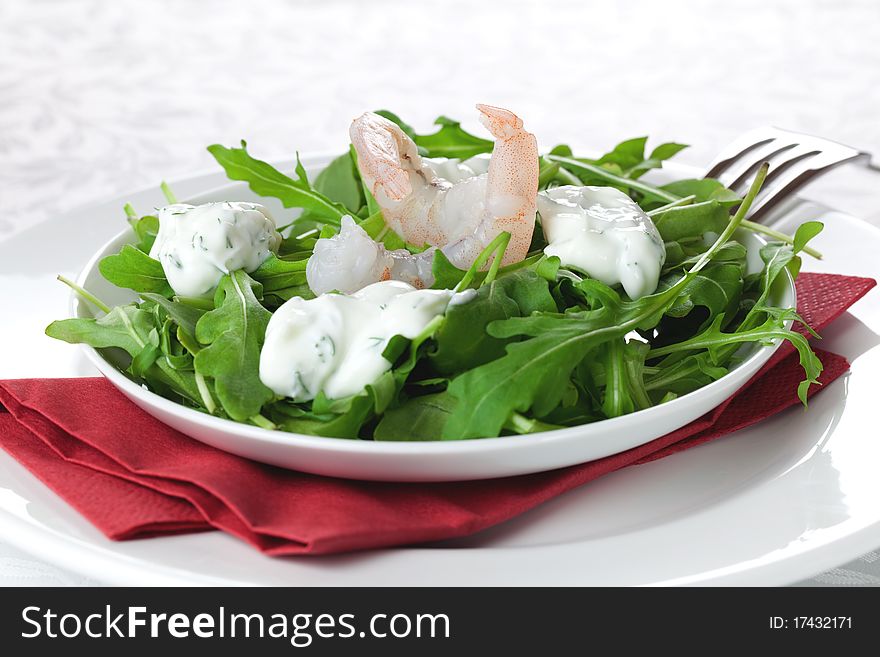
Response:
[0,159,877,585]
[69,156,793,482]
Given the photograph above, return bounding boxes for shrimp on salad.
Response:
[306,104,538,295]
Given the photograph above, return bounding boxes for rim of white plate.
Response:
[71,164,794,458]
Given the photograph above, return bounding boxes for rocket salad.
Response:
[47,108,824,441]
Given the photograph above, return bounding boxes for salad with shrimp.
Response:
[46,104,824,441]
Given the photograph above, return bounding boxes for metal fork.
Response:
[704,127,872,222]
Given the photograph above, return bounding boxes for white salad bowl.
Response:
[71,155,795,482]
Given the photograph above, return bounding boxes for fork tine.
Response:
[755,147,822,189]
[728,143,821,194]
[704,128,777,179]
[747,150,868,221]
[725,142,799,192]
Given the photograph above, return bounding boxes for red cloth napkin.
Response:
[0,273,874,555]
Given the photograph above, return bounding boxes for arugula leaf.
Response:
[649,142,690,161]
[98,245,173,296]
[156,316,195,370]
[657,262,744,322]
[644,351,729,397]
[649,311,822,403]
[593,137,689,180]
[413,114,493,159]
[128,213,160,253]
[193,271,274,420]
[647,219,823,405]
[47,305,155,359]
[271,372,395,439]
[357,209,407,251]
[373,110,419,141]
[659,178,741,205]
[373,392,456,441]
[596,137,649,172]
[46,305,201,404]
[744,223,823,325]
[376,111,493,159]
[207,142,349,224]
[430,270,556,375]
[250,254,308,293]
[130,328,161,378]
[430,250,467,290]
[141,293,205,355]
[667,241,747,273]
[651,200,730,241]
[139,293,205,340]
[793,220,824,254]
[250,254,313,306]
[443,269,714,438]
[305,150,365,216]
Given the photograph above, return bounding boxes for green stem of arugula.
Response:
[537,161,560,188]
[56,275,111,314]
[194,370,216,414]
[160,181,178,204]
[503,412,560,434]
[123,203,138,219]
[174,295,216,311]
[482,233,511,287]
[679,163,768,274]
[648,327,793,359]
[294,228,320,240]
[413,315,445,346]
[740,219,823,259]
[646,195,697,217]
[545,155,680,202]
[554,166,582,186]
[624,355,654,410]
[250,413,277,430]
[455,231,511,292]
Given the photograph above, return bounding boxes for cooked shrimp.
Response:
[351,104,538,266]
[307,104,538,295]
[306,216,434,295]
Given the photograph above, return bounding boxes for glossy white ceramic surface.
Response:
[0,161,877,585]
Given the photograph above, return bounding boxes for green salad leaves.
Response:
[46,112,824,440]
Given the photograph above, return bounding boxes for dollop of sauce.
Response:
[259,281,474,401]
[149,202,281,297]
[537,186,666,299]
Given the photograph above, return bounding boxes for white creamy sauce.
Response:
[149,202,281,297]
[537,186,666,299]
[422,153,491,184]
[259,281,474,401]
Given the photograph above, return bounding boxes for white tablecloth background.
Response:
[1,0,879,586]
